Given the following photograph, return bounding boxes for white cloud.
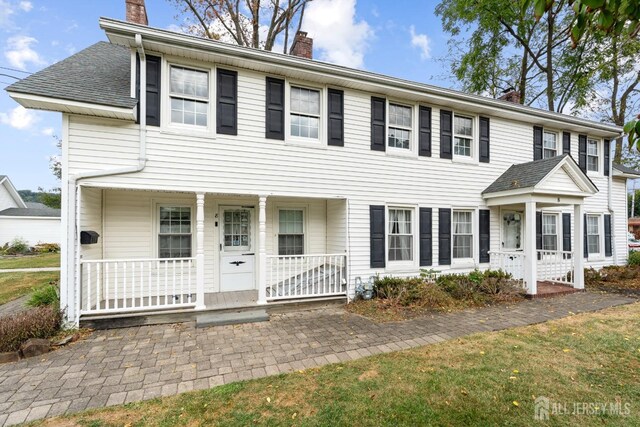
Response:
[409,25,431,60]
[303,0,373,68]
[41,127,55,136]
[4,35,46,70]
[0,0,16,29]
[0,105,39,130]
[18,1,32,12]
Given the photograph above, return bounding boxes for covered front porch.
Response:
[76,187,348,319]
[482,154,598,295]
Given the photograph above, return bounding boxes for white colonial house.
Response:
[5,1,638,326]
[0,175,61,247]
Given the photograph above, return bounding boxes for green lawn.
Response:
[36,302,640,426]
[0,253,60,269]
[0,271,60,305]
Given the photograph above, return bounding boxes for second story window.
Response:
[587,138,599,172]
[543,131,557,158]
[169,66,209,127]
[388,103,412,150]
[290,86,320,139]
[454,115,473,157]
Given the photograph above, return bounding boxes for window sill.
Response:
[386,148,416,159]
[451,259,476,269]
[284,138,326,149]
[588,255,605,262]
[385,261,417,273]
[451,156,477,165]
[160,126,216,139]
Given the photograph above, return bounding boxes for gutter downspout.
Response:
[69,34,148,325]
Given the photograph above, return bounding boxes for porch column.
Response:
[524,201,537,295]
[257,195,268,305]
[195,193,206,310]
[573,203,585,289]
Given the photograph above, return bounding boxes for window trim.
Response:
[586,213,603,258]
[160,56,216,137]
[586,137,601,174]
[542,129,559,159]
[385,205,417,268]
[541,212,559,252]
[276,207,306,256]
[284,81,326,146]
[386,101,414,153]
[155,203,195,259]
[452,209,474,261]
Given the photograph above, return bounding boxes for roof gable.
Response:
[0,176,27,209]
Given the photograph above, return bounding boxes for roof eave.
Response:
[99,17,622,137]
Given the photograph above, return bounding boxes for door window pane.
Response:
[224,209,251,248]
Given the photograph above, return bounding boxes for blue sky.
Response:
[0,0,450,191]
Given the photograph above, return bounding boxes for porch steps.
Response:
[196,309,269,328]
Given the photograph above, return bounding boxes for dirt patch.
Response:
[358,369,379,381]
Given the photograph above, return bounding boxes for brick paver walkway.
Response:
[0,292,634,426]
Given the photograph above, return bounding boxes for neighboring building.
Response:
[629,218,640,236]
[5,0,640,326]
[0,176,61,246]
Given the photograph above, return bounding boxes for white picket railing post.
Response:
[257,195,268,305]
[195,193,206,310]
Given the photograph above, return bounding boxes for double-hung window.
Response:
[453,115,473,157]
[169,66,209,127]
[388,208,413,261]
[278,209,304,255]
[542,213,558,251]
[158,206,192,258]
[587,138,599,172]
[452,210,473,259]
[543,131,557,158]
[587,214,600,255]
[388,103,412,150]
[290,86,320,140]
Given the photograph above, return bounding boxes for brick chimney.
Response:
[290,31,313,59]
[126,0,148,25]
[498,89,521,104]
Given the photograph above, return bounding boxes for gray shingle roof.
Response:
[0,207,60,217]
[5,42,136,109]
[482,155,570,195]
[613,163,640,176]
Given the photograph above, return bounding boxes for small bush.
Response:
[628,251,640,266]
[0,306,62,352]
[6,237,30,255]
[374,276,455,308]
[33,243,60,253]
[27,283,59,308]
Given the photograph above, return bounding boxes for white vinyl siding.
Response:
[388,208,413,262]
[388,103,412,150]
[453,115,473,157]
[452,210,473,259]
[169,66,209,127]
[587,138,599,172]
[543,131,557,158]
[542,213,558,251]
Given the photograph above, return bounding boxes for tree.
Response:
[170,0,312,53]
[436,0,596,113]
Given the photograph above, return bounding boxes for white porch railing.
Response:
[488,251,525,284]
[537,250,574,285]
[266,254,347,301]
[80,258,197,315]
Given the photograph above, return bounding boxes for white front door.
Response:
[502,211,523,251]
[219,206,256,292]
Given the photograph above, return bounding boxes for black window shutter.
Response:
[604,139,611,176]
[327,89,344,146]
[583,213,588,258]
[141,55,161,127]
[533,126,543,160]
[562,213,572,252]
[419,207,433,266]
[438,208,451,265]
[563,131,571,155]
[536,212,542,259]
[479,209,490,263]
[371,97,386,151]
[479,116,490,163]
[216,69,237,135]
[578,134,587,172]
[418,106,432,157]
[370,205,385,268]
[604,214,612,257]
[265,77,285,140]
[440,110,453,159]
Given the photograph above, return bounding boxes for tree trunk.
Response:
[546,11,555,112]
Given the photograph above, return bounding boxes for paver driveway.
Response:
[0,292,635,426]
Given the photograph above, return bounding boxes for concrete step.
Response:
[196,309,269,328]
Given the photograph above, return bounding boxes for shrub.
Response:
[27,283,59,308]
[0,306,62,352]
[584,268,602,286]
[436,274,485,302]
[6,237,29,255]
[628,251,640,266]
[33,243,60,253]
[374,276,455,308]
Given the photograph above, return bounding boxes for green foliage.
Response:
[4,237,30,255]
[628,250,640,266]
[0,306,62,352]
[26,284,59,308]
